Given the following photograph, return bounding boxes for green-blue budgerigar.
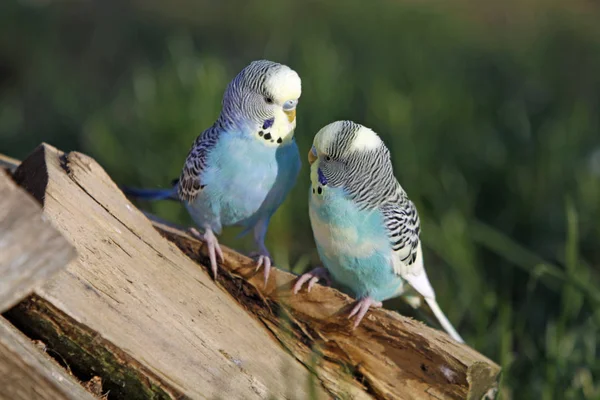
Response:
[122,60,302,284]
[293,120,463,342]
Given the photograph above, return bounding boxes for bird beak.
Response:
[283,100,298,123]
[284,108,296,123]
[308,147,317,165]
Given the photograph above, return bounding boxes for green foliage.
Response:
[1,0,600,398]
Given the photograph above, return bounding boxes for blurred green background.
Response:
[1,0,600,398]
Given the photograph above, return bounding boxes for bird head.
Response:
[221,60,301,144]
[309,120,391,200]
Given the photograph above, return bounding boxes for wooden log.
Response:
[6,145,500,399]
[152,218,501,400]
[0,316,97,400]
[0,169,76,313]
[7,144,331,400]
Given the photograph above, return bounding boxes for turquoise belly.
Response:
[309,186,404,301]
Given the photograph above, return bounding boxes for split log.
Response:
[0,316,96,400]
[0,169,76,313]
[4,144,500,399]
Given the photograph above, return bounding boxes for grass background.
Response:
[1,0,599,398]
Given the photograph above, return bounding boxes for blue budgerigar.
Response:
[293,120,463,342]
[123,60,302,284]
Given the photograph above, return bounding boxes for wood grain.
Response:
[153,217,501,400]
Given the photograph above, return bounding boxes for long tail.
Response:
[120,185,179,201]
[424,297,464,343]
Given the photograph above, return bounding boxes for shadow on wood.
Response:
[4,144,500,399]
[0,316,96,400]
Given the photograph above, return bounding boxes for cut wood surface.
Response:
[4,144,500,399]
[0,169,76,313]
[0,316,97,400]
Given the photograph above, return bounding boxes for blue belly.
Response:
[187,134,299,233]
[309,186,405,301]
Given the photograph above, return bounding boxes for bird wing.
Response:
[380,194,436,300]
[381,191,464,342]
[177,126,221,203]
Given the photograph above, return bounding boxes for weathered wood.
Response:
[0,170,76,313]
[0,316,97,400]
[8,144,330,400]
[153,218,501,400]
[5,144,500,399]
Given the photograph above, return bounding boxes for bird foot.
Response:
[249,250,272,288]
[292,267,331,294]
[189,227,223,280]
[348,296,382,329]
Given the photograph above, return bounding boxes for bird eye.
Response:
[324,155,331,161]
[283,99,297,111]
[264,96,274,104]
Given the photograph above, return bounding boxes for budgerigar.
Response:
[123,60,302,284]
[293,120,463,342]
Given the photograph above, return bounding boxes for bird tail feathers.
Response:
[424,297,464,343]
[121,186,179,201]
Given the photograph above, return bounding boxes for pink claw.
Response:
[348,296,382,329]
[257,255,271,288]
[189,227,223,280]
[250,251,272,288]
[292,267,331,294]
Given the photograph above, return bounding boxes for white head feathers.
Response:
[219,60,301,143]
[349,125,383,151]
[265,66,301,105]
[311,120,398,209]
[314,120,384,157]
